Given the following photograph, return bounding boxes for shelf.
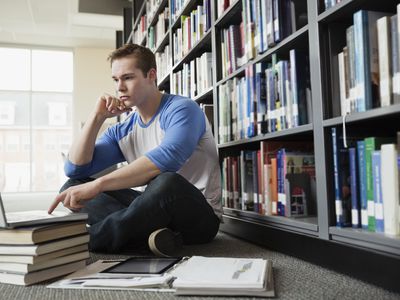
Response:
[172,29,212,72]
[323,103,400,127]
[147,0,169,28]
[329,227,400,257]
[218,124,314,149]
[154,29,170,53]
[171,0,199,31]
[157,72,170,88]
[193,86,213,102]
[223,207,319,236]
[214,0,242,28]
[318,0,400,23]
[133,1,146,31]
[216,25,309,87]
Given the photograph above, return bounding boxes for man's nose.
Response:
[117,80,126,91]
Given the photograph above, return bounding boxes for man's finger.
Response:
[48,193,64,214]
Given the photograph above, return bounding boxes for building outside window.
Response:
[0,47,73,193]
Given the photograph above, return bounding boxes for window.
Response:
[0,47,73,193]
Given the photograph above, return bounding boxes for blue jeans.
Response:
[60,172,220,253]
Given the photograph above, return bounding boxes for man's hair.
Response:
[108,44,157,77]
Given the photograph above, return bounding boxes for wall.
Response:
[73,47,116,139]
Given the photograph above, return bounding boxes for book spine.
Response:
[381,144,400,235]
[332,127,343,226]
[349,147,361,228]
[372,151,384,232]
[391,14,400,104]
[364,137,376,231]
[357,140,368,229]
[377,16,392,107]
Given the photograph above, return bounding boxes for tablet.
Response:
[100,257,182,275]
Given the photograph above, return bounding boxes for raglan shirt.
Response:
[64,93,222,216]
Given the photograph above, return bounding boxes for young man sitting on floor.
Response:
[48,43,222,257]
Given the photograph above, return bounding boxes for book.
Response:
[0,234,90,256]
[170,256,274,297]
[0,221,87,245]
[0,251,89,273]
[0,260,86,286]
[381,144,400,235]
[0,244,88,264]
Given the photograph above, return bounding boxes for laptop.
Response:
[0,193,88,229]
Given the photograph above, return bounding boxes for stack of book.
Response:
[0,221,90,285]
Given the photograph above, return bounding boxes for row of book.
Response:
[336,7,400,117]
[218,0,307,76]
[324,0,343,11]
[146,0,165,27]
[171,52,213,98]
[171,0,211,29]
[0,221,89,285]
[148,7,169,51]
[172,0,212,65]
[222,141,316,218]
[132,14,147,46]
[332,128,400,236]
[218,50,312,144]
[155,44,171,82]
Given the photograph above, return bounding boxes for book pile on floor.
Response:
[0,221,90,285]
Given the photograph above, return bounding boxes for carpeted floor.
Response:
[0,231,399,300]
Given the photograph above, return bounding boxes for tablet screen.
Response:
[100,257,182,275]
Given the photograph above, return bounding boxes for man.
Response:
[48,44,221,256]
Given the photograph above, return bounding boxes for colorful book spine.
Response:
[371,151,384,232]
[349,147,360,228]
[357,140,368,229]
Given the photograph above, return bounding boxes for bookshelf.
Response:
[125,0,400,291]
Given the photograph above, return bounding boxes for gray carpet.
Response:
[0,232,399,300]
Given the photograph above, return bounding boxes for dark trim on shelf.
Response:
[214,0,242,28]
[221,215,400,293]
[147,0,169,28]
[323,103,400,127]
[157,72,170,89]
[223,208,318,235]
[329,227,400,257]
[193,86,213,102]
[217,124,313,149]
[140,35,147,46]
[133,1,146,31]
[318,0,400,23]
[172,29,212,72]
[216,26,308,87]
[154,29,170,53]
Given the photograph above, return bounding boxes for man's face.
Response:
[111,55,155,108]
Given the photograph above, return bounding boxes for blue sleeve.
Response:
[146,99,205,172]
[64,125,125,179]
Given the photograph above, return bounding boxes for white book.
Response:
[0,251,89,274]
[338,52,349,116]
[170,256,274,297]
[0,234,89,256]
[381,144,400,235]
[0,244,88,264]
[377,16,392,107]
[0,260,86,286]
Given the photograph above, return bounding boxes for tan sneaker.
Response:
[148,228,183,257]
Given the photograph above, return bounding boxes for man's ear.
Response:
[148,68,157,82]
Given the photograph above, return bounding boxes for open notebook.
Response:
[0,193,88,228]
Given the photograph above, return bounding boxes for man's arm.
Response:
[48,156,160,213]
[68,93,131,165]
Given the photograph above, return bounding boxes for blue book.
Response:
[331,128,351,227]
[357,140,368,229]
[353,10,389,112]
[349,147,361,228]
[372,151,384,232]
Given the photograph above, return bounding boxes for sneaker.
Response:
[148,228,183,257]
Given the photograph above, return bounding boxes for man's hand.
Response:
[48,180,101,214]
[95,93,132,119]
